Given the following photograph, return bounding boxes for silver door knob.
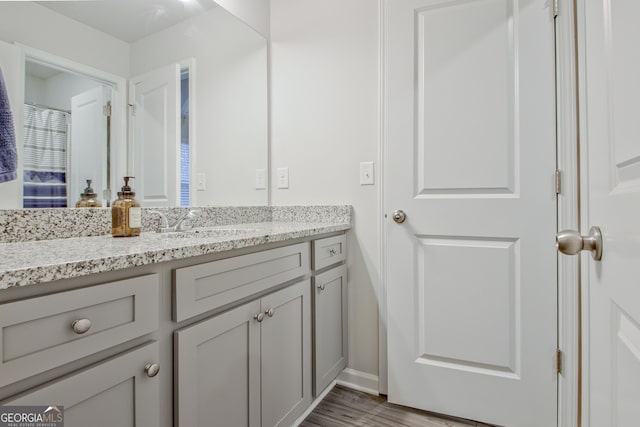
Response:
[144,363,160,378]
[71,318,92,334]
[392,210,406,224]
[265,308,275,317]
[254,312,265,323]
[317,283,326,292]
[556,226,603,261]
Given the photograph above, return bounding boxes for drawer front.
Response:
[3,341,160,427]
[174,242,310,322]
[0,274,159,387]
[313,234,346,270]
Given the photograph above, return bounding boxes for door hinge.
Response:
[103,102,112,117]
[553,0,559,18]
[128,103,137,116]
[556,349,564,375]
[555,170,562,194]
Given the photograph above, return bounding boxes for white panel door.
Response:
[131,63,180,207]
[579,1,640,426]
[70,86,108,206]
[385,1,557,426]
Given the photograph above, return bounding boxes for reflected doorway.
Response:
[23,59,113,208]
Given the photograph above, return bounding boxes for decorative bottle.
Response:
[112,176,141,237]
[76,179,102,208]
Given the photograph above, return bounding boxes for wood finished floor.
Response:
[300,385,492,427]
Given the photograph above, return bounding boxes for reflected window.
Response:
[180,68,190,207]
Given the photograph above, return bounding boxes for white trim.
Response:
[291,380,337,427]
[377,0,388,396]
[336,368,380,396]
[555,0,581,424]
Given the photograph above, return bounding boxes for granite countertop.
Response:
[0,221,350,290]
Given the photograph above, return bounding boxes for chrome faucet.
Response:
[150,210,199,233]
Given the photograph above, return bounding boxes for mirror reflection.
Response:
[0,0,268,209]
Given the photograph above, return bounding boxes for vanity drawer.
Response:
[313,234,346,270]
[174,242,310,322]
[0,274,159,387]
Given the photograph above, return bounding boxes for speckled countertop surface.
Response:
[0,221,350,290]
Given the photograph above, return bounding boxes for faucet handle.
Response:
[148,210,171,233]
[172,209,200,232]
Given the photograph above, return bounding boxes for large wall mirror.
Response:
[0,0,268,209]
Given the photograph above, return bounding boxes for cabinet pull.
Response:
[144,363,160,378]
[71,318,92,334]
[254,312,265,323]
[317,284,326,292]
[265,308,275,318]
[329,248,337,256]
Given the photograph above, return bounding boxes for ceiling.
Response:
[38,0,216,43]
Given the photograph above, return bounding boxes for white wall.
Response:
[215,0,270,39]
[26,72,100,111]
[0,2,130,78]
[131,6,268,206]
[270,0,380,381]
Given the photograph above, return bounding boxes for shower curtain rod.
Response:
[25,102,71,115]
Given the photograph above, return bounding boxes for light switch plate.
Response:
[255,169,266,190]
[277,167,289,189]
[196,173,206,191]
[360,161,374,185]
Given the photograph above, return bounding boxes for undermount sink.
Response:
[167,227,260,239]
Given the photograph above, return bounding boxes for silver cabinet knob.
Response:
[556,226,603,261]
[265,308,275,318]
[71,318,92,334]
[329,248,337,256]
[392,210,406,224]
[317,284,326,292]
[144,363,160,378]
[254,312,265,323]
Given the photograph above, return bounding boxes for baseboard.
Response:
[336,368,380,396]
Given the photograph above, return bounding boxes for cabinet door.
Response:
[175,300,261,427]
[261,280,312,427]
[313,265,348,395]
[3,342,160,427]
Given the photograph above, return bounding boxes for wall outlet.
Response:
[360,161,374,185]
[196,173,206,191]
[255,169,266,190]
[277,167,289,189]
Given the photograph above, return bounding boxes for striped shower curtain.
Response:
[23,104,70,208]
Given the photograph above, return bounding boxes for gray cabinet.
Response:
[175,280,312,427]
[313,264,348,395]
[3,341,161,427]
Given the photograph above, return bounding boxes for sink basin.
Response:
[167,227,260,239]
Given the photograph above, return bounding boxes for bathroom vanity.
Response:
[0,207,350,427]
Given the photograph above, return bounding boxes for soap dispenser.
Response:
[76,179,102,208]
[112,176,141,237]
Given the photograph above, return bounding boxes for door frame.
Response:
[378,0,582,425]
